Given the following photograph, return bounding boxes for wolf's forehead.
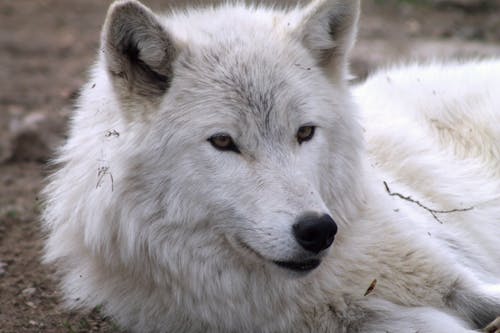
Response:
[180,45,306,133]
[166,6,319,132]
[178,34,314,122]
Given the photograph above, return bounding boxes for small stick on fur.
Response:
[364,279,377,296]
[383,181,473,224]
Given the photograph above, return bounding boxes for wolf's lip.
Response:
[234,237,321,272]
[273,259,321,272]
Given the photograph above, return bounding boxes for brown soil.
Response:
[1,1,499,332]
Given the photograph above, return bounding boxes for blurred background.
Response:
[0,0,499,332]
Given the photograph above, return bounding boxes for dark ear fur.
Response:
[294,0,360,80]
[102,0,178,114]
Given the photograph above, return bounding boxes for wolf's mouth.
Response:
[273,259,321,272]
[234,237,321,273]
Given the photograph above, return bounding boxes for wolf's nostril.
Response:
[292,213,337,253]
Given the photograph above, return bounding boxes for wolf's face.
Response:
[102,0,362,276]
[156,45,347,273]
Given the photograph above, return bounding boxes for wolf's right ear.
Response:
[101,0,178,116]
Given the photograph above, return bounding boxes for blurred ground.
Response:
[0,0,499,332]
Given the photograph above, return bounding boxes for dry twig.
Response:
[383,181,473,224]
[364,279,377,296]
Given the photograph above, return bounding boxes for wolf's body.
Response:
[42,0,500,332]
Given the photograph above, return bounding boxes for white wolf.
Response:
[42,0,500,332]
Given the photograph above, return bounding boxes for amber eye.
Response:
[297,125,316,144]
[208,134,240,153]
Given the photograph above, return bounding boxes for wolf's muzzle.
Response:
[292,213,337,253]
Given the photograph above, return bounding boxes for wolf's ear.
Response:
[101,0,178,115]
[293,0,360,80]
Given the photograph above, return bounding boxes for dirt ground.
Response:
[0,0,499,332]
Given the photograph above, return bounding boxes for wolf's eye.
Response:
[297,125,316,144]
[208,134,240,153]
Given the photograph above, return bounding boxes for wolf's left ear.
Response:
[101,0,178,116]
[293,0,360,80]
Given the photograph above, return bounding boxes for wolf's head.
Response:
[100,0,362,273]
[46,0,363,329]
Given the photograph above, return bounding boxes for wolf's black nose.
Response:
[293,213,337,253]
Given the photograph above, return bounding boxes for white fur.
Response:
[42,0,500,332]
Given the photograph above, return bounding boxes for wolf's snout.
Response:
[292,213,337,253]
